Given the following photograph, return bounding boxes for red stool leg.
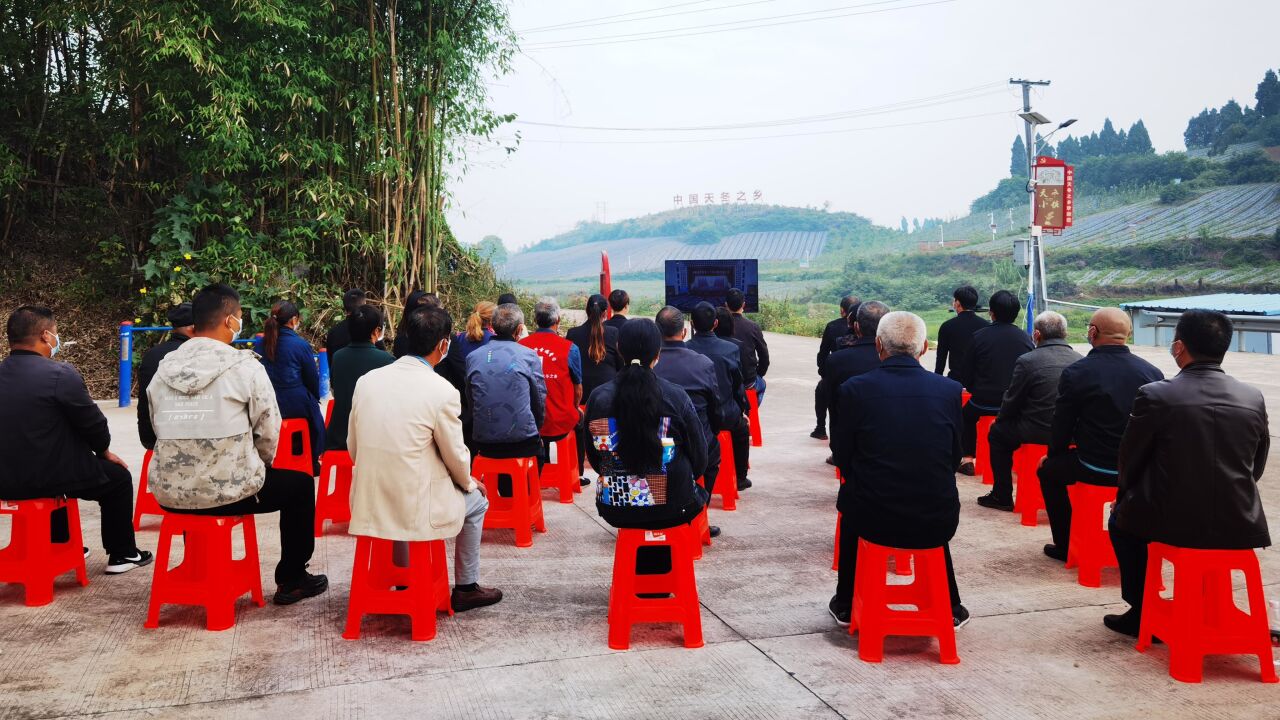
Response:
[407,542,438,642]
[241,517,265,607]
[343,536,373,640]
[672,526,704,649]
[144,521,176,628]
[608,532,639,650]
[1241,552,1279,683]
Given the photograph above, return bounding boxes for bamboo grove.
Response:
[0,1,517,323]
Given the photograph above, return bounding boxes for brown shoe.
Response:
[451,585,504,612]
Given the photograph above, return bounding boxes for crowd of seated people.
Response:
[0,279,1269,659]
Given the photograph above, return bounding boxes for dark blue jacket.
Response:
[653,340,722,440]
[822,336,881,423]
[834,354,963,549]
[686,331,748,421]
[261,327,325,456]
[1050,344,1164,473]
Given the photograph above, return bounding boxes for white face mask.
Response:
[229,315,243,341]
[47,331,61,357]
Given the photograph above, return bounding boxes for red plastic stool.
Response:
[273,418,313,474]
[713,430,740,511]
[849,539,959,664]
[832,516,910,576]
[315,450,353,536]
[541,430,580,504]
[133,449,165,530]
[745,387,763,447]
[961,390,971,405]
[323,398,334,428]
[1065,482,1117,587]
[974,416,996,485]
[343,536,453,641]
[145,514,264,630]
[1012,444,1048,527]
[473,456,544,547]
[1137,542,1277,683]
[0,498,88,606]
[690,505,712,561]
[608,525,703,650]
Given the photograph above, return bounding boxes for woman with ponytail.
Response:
[567,294,623,480]
[261,300,325,472]
[585,319,708,572]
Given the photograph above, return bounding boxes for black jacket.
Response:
[603,315,629,332]
[566,323,623,400]
[1049,345,1164,474]
[817,317,851,369]
[994,339,1083,444]
[0,352,112,498]
[686,331,748,423]
[324,318,385,367]
[137,332,190,449]
[653,341,723,439]
[585,375,709,530]
[934,310,989,378]
[955,321,1034,407]
[821,336,880,428]
[834,354,963,549]
[1115,363,1269,549]
[731,313,770,383]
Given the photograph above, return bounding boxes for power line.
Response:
[524,0,954,50]
[517,0,719,33]
[520,0,784,35]
[514,84,1007,132]
[507,108,1015,145]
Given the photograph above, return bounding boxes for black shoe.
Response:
[1043,543,1068,562]
[828,596,851,627]
[105,550,153,575]
[958,461,976,476]
[1103,610,1144,639]
[452,585,504,612]
[736,477,753,491]
[274,571,329,605]
[976,493,1013,511]
[825,455,836,466]
[810,427,828,440]
[579,476,591,487]
[953,605,971,629]
[709,526,722,539]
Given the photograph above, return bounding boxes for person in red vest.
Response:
[520,298,584,473]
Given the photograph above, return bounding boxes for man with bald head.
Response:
[1038,307,1163,562]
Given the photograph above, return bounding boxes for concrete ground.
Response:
[2,333,1278,719]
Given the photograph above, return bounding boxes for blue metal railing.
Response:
[117,321,330,407]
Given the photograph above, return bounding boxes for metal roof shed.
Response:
[1120,293,1280,355]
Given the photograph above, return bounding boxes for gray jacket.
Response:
[147,337,281,509]
[466,337,546,444]
[995,338,1082,444]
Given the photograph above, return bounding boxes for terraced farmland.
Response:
[965,183,1280,253]
[501,231,828,281]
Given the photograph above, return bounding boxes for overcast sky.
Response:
[446,0,1280,251]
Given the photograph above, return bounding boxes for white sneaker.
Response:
[105,550,153,575]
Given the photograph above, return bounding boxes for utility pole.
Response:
[1011,78,1051,332]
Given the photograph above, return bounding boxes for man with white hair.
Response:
[977,311,1083,511]
[519,297,583,471]
[829,311,969,629]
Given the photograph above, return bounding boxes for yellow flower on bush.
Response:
[183,253,192,260]
[139,288,147,294]
[173,266,182,272]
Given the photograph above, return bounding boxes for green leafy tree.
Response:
[475,235,508,264]
[1098,119,1120,156]
[1126,120,1154,154]
[1010,135,1027,177]
[1257,69,1280,118]
[899,217,909,233]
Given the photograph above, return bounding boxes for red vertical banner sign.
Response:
[600,251,613,319]
[1033,156,1073,233]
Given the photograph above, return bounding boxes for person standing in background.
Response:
[726,288,769,404]
[812,294,858,440]
[934,286,989,379]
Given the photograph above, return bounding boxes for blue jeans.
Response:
[754,376,767,405]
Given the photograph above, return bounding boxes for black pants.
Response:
[703,429,721,497]
[814,380,828,431]
[1109,517,1149,614]
[987,420,1026,504]
[50,457,139,557]
[834,513,962,612]
[1038,451,1117,550]
[162,468,315,586]
[727,414,750,483]
[961,401,999,457]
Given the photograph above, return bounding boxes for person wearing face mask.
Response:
[148,283,328,605]
[0,306,153,574]
[1037,307,1163,566]
[1104,310,1270,638]
[261,300,325,472]
[325,304,392,451]
[348,305,503,611]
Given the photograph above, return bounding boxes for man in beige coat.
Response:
[348,305,502,612]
